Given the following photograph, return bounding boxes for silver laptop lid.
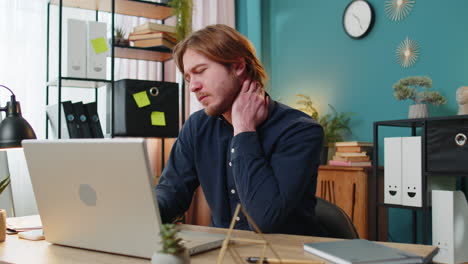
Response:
[22,139,162,258]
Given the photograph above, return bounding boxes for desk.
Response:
[0,225,438,264]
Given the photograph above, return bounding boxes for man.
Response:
[155,24,324,236]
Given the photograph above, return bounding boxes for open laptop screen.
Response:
[23,139,163,258]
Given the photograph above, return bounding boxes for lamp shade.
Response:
[0,101,36,149]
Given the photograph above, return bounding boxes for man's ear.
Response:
[232,58,246,78]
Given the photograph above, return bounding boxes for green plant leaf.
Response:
[392,76,445,105]
[0,175,10,196]
[114,26,125,39]
[159,223,186,255]
[419,91,447,105]
[295,95,354,144]
[169,0,193,41]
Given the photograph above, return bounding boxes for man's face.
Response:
[183,48,241,116]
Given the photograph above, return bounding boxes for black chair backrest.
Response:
[315,197,359,239]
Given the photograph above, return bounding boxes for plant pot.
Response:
[408,104,428,119]
[151,249,190,264]
[0,209,6,242]
[113,39,129,46]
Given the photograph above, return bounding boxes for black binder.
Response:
[109,79,179,137]
[46,101,81,138]
[72,102,93,138]
[83,102,104,138]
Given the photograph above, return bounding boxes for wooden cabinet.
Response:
[317,165,387,240]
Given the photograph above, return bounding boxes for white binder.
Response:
[63,19,87,78]
[401,136,422,207]
[432,190,468,264]
[86,21,108,79]
[384,137,402,205]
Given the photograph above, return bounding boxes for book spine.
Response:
[133,23,176,34]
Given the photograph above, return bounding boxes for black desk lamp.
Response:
[0,85,37,149]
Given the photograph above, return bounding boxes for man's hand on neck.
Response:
[229,79,269,136]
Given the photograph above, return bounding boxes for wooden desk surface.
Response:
[0,224,438,264]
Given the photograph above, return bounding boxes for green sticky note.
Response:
[151,111,166,126]
[133,91,151,108]
[91,37,109,54]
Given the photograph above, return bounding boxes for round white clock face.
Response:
[343,0,374,38]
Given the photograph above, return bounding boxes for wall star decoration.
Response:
[396,37,420,68]
[385,0,415,21]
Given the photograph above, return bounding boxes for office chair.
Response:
[315,197,359,239]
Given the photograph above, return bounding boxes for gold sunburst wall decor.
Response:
[385,0,415,21]
[396,37,420,68]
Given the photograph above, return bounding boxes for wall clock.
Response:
[343,0,375,39]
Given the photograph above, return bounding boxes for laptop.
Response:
[22,138,225,258]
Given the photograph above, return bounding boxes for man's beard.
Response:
[204,74,241,116]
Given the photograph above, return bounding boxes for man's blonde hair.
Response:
[173,24,268,88]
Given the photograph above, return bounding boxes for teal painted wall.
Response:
[236,0,468,243]
[236,0,263,59]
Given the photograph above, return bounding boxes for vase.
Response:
[0,209,6,242]
[408,104,428,119]
[151,249,190,264]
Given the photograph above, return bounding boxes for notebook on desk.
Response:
[22,138,225,258]
[304,239,424,264]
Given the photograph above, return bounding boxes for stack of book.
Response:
[329,141,373,167]
[129,22,177,49]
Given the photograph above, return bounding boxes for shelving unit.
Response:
[372,115,468,244]
[49,0,173,19]
[114,45,173,62]
[45,0,178,139]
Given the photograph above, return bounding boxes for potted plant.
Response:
[296,94,354,164]
[393,76,447,118]
[0,175,10,242]
[151,223,189,264]
[113,26,129,46]
[168,0,193,42]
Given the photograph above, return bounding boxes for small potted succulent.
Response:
[0,175,11,242]
[113,26,129,46]
[393,76,447,118]
[151,223,189,264]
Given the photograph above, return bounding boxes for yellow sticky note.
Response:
[151,111,166,126]
[133,91,151,108]
[91,37,109,54]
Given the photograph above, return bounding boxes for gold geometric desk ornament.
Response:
[216,203,280,264]
[216,203,324,264]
